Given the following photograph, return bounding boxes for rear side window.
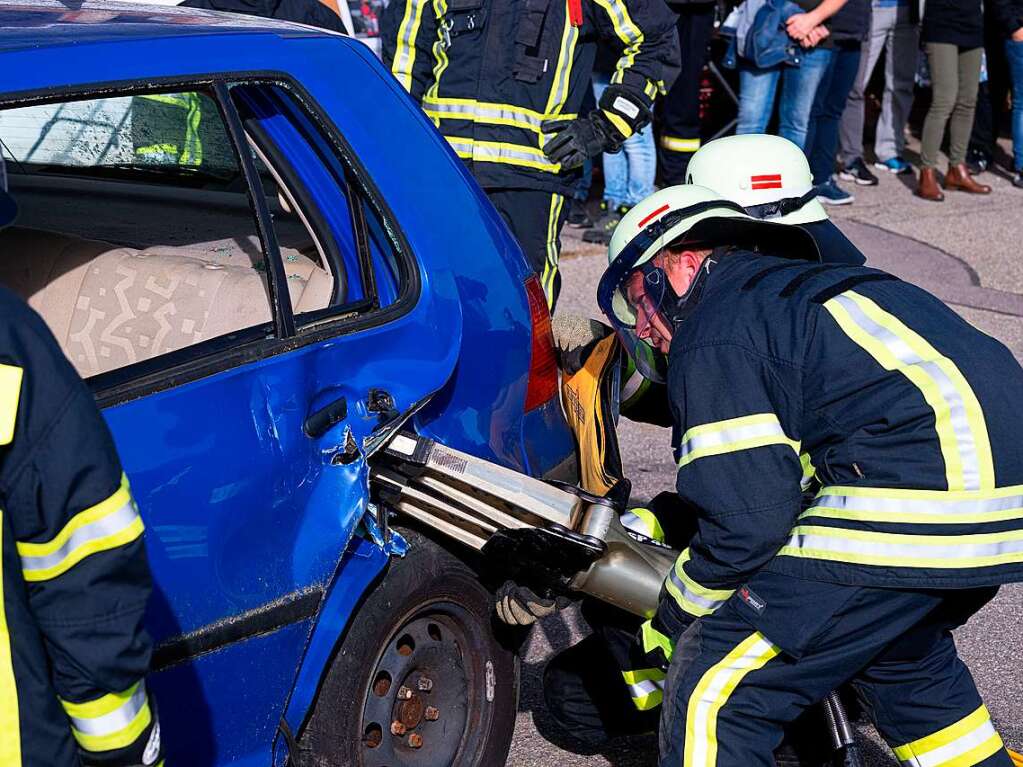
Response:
[0,90,274,379]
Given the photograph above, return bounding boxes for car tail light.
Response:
[523,276,559,411]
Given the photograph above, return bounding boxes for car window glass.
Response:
[0,90,275,381]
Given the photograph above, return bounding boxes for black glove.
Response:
[494,580,566,625]
[541,110,624,169]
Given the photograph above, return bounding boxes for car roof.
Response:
[0,0,333,53]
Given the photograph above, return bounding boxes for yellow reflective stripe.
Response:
[622,668,666,710]
[602,109,633,139]
[391,0,430,92]
[660,135,701,153]
[445,137,561,172]
[779,524,1023,569]
[17,474,144,582]
[621,507,665,542]
[823,291,994,492]
[61,682,152,753]
[641,619,675,659]
[543,7,580,118]
[644,80,658,99]
[540,194,564,306]
[425,96,577,126]
[893,705,1004,767]
[0,364,23,446]
[800,452,816,491]
[593,0,645,86]
[0,511,22,765]
[684,632,780,767]
[665,549,735,617]
[678,413,799,469]
[424,0,449,113]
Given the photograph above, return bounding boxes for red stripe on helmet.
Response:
[751,174,782,183]
[751,181,783,190]
[637,203,670,228]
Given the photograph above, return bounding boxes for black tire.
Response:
[301,528,519,767]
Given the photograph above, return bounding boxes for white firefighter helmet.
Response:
[685,134,828,226]
[598,184,818,382]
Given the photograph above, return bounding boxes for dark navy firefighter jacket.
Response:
[660,251,1023,629]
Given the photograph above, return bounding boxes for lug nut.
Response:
[425,706,440,721]
[417,676,434,692]
[408,733,423,749]
[390,721,407,736]
[397,685,413,700]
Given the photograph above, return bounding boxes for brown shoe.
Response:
[944,163,991,194]
[916,167,945,201]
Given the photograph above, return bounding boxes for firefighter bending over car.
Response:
[584,182,1022,767]
[382,0,677,311]
[0,178,163,766]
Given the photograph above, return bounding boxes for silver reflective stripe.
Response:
[620,511,649,537]
[667,567,726,613]
[900,720,998,767]
[786,529,1023,562]
[472,143,549,165]
[391,0,430,90]
[428,100,543,129]
[679,420,789,462]
[68,683,147,737]
[627,678,663,699]
[20,501,140,574]
[812,492,1023,520]
[621,368,644,404]
[546,21,579,115]
[831,294,981,490]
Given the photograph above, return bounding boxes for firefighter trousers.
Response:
[659,571,1012,767]
[487,188,569,312]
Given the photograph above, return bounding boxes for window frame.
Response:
[0,73,420,408]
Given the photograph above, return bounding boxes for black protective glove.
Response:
[542,110,625,170]
[494,580,567,626]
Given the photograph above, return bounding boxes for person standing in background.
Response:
[917,0,991,200]
[992,0,1023,188]
[837,0,919,183]
[802,0,871,204]
[657,0,717,184]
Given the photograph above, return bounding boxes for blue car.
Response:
[0,3,576,764]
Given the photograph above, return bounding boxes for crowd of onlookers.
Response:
[569,0,1023,243]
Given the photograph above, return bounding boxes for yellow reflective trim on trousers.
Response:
[893,705,1004,767]
[678,413,799,469]
[540,194,564,306]
[823,291,994,492]
[17,474,144,582]
[684,632,780,767]
[602,109,633,139]
[61,682,152,753]
[543,6,580,118]
[391,0,430,92]
[800,452,816,491]
[0,363,23,446]
[660,135,701,153]
[592,0,645,86]
[0,511,22,766]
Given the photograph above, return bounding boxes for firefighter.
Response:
[598,183,1021,767]
[0,177,163,766]
[381,0,678,310]
[686,133,867,266]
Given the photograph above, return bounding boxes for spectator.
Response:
[837,0,919,183]
[992,0,1023,188]
[584,51,658,245]
[803,0,871,204]
[917,0,991,200]
[735,0,849,149]
[658,0,718,184]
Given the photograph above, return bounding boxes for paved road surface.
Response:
[506,165,1023,766]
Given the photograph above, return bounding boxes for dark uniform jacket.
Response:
[381,0,678,195]
[0,288,158,766]
[660,252,1023,624]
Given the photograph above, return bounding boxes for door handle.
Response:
[304,395,348,439]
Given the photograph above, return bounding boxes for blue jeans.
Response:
[736,46,834,149]
[1006,39,1023,172]
[805,42,863,185]
[593,75,656,207]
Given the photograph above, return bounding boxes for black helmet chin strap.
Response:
[659,246,732,328]
[743,188,819,220]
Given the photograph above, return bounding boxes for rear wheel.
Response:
[301,528,518,767]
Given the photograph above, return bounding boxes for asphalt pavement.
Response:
[506,162,1023,767]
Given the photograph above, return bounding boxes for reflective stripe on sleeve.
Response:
[391,0,431,91]
[684,632,781,767]
[893,705,1004,767]
[800,485,1023,525]
[0,363,23,445]
[620,507,665,543]
[664,549,734,617]
[17,474,144,582]
[60,681,152,753]
[641,619,675,660]
[678,413,798,469]
[593,0,645,86]
[823,291,993,492]
[622,668,666,710]
[779,524,1023,569]
[0,511,22,765]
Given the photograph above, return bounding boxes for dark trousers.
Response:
[805,41,864,186]
[658,571,1011,767]
[658,2,716,184]
[486,188,569,312]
